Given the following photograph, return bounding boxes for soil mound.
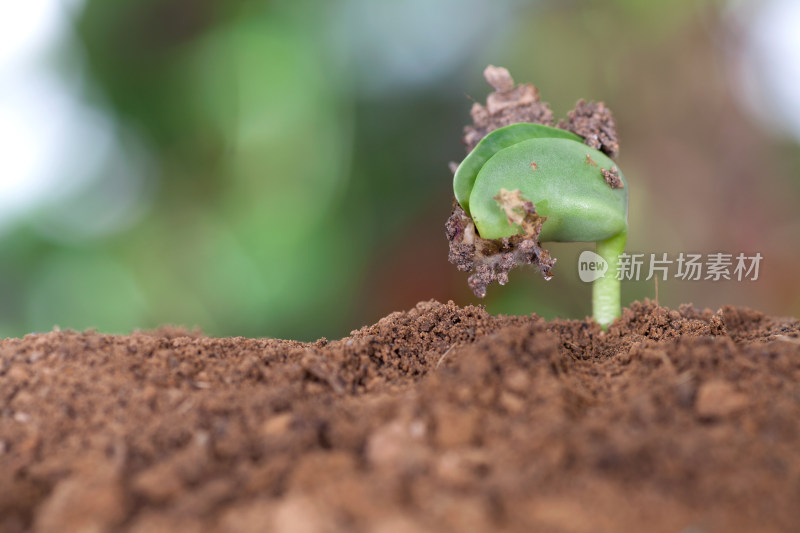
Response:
[1,300,799,532]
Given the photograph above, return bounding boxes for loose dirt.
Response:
[1,300,799,533]
[463,65,555,153]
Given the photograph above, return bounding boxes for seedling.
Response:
[447,67,628,328]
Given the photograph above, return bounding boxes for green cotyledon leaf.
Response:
[454,123,582,216]
[468,137,628,242]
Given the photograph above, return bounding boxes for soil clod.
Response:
[463,65,554,153]
[558,98,620,158]
[601,165,624,189]
[446,200,555,298]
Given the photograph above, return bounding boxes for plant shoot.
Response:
[447,66,629,328]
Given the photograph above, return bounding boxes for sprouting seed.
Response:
[449,80,629,328]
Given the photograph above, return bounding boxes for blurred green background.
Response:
[1,0,799,340]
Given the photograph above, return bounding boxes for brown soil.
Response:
[1,300,799,533]
[462,66,619,159]
[462,65,555,153]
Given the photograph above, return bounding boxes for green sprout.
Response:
[447,68,628,328]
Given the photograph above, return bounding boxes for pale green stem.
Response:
[593,231,627,329]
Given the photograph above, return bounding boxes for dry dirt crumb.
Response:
[461,67,620,160]
[462,65,554,153]
[558,99,620,158]
[695,380,748,419]
[445,198,555,299]
[601,165,624,189]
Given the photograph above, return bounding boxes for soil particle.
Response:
[558,99,621,159]
[1,300,799,532]
[445,201,556,298]
[601,165,624,189]
[461,67,620,160]
[695,380,748,419]
[462,65,554,153]
[33,460,126,533]
[444,202,477,272]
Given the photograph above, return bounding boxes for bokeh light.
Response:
[1,0,798,340]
